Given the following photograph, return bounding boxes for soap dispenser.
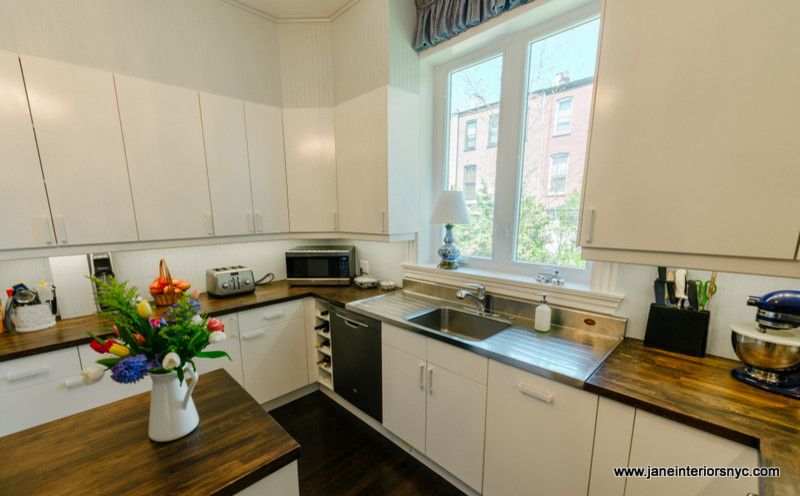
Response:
[534,294,551,333]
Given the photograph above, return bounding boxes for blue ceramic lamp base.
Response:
[437,224,461,270]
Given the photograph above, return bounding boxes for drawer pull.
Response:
[428,367,434,395]
[6,365,50,382]
[242,329,266,340]
[262,311,285,321]
[64,376,85,389]
[518,383,553,403]
[419,363,425,390]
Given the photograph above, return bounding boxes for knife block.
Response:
[644,304,710,357]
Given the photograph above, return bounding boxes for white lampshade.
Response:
[430,190,470,225]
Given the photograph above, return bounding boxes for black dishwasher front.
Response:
[331,308,382,422]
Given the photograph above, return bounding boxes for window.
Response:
[548,153,569,195]
[553,97,573,135]
[464,119,477,151]
[436,15,600,281]
[463,164,477,201]
[445,54,503,258]
[487,113,499,147]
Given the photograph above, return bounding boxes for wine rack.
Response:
[314,300,333,390]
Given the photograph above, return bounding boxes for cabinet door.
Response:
[76,345,151,409]
[381,343,426,452]
[239,315,308,404]
[0,51,55,249]
[483,360,598,496]
[115,74,213,240]
[582,0,800,259]
[625,410,758,496]
[335,86,388,234]
[283,108,338,232]
[245,102,290,234]
[425,363,486,492]
[22,56,138,245]
[193,314,243,385]
[199,93,254,237]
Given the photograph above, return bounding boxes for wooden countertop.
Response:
[0,281,393,362]
[0,369,300,496]
[585,338,800,496]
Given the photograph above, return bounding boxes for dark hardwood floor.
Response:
[270,391,466,496]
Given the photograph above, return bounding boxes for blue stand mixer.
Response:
[731,290,800,399]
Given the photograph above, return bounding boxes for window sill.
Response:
[402,263,624,315]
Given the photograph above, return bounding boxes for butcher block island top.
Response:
[586,338,800,496]
[0,281,393,362]
[0,369,300,496]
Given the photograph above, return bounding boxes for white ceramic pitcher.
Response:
[148,367,200,442]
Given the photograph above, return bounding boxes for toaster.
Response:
[206,266,256,297]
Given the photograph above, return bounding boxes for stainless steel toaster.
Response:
[205,265,256,297]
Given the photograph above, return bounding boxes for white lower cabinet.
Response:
[380,323,487,492]
[588,397,635,496]
[194,314,243,385]
[239,301,309,404]
[483,360,598,496]
[425,362,487,492]
[382,343,427,452]
[624,410,759,496]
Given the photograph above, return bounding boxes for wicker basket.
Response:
[150,259,184,306]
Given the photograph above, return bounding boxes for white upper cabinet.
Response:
[581,0,800,266]
[283,108,338,232]
[0,51,54,250]
[21,55,138,245]
[115,74,213,241]
[335,86,419,236]
[199,92,254,237]
[244,102,290,234]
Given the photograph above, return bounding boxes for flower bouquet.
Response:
[82,277,230,441]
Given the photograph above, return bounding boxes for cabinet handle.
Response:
[64,376,85,389]
[428,367,434,395]
[794,230,800,260]
[242,329,265,340]
[204,214,214,236]
[262,311,285,321]
[247,212,254,233]
[6,365,49,382]
[518,383,553,403]
[419,363,425,390]
[342,317,367,328]
[333,211,339,231]
[41,216,54,245]
[255,212,263,233]
[56,216,68,244]
[584,208,596,244]
[381,211,386,233]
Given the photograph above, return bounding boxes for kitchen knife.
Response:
[674,269,687,308]
[666,271,677,306]
[686,280,698,311]
[654,280,667,306]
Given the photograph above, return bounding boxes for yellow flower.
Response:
[108,344,130,357]
[136,300,153,319]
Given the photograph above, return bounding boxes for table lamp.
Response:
[430,190,470,269]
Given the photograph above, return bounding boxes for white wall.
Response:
[0,0,282,105]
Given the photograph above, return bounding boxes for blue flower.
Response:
[110,355,151,384]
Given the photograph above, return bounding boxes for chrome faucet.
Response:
[456,283,487,315]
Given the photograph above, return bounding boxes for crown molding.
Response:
[221,0,361,23]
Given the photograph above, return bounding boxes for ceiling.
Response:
[233,0,354,19]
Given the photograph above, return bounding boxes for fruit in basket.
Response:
[172,279,191,291]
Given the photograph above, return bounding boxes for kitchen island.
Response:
[0,369,300,495]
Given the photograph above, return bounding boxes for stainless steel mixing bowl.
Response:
[731,329,800,383]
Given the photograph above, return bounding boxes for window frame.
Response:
[432,10,600,286]
[547,152,569,196]
[553,96,574,136]
[487,113,499,148]
[464,119,478,151]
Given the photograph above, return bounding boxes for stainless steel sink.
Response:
[406,307,510,341]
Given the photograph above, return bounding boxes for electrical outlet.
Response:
[359,260,370,275]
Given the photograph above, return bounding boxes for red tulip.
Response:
[132,333,146,345]
[90,338,118,354]
[206,318,225,332]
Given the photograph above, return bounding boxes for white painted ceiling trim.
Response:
[222,0,361,23]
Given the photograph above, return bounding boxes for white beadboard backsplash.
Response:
[615,264,800,360]
[0,238,413,318]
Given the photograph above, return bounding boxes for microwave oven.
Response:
[285,246,356,286]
